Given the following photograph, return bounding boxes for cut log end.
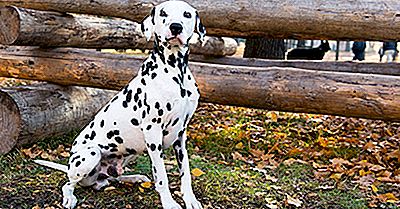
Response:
[0,90,21,154]
[0,7,20,45]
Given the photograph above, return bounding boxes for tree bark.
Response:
[244,38,285,59]
[0,6,237,56]
[1,0,400,41]
[0,83,116,154]
[0,46,399,122]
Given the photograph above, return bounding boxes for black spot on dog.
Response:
[82,158,85,161]
[126,148,137,155]
[151,73,157,79]
[97,173,108,181]
[141,78,146,86]
[108,143,118,148]
[187,90,192,97]
[162,130,169,136]
[173,140,181,148]
[75,161,81,167]
[131,118,139,126]
[104,105,110,112]
[178,130,184,138]
[188,75,192,80]
[168,54,176,68]
[180,88,186,97]
[108,154,117,159]
[152,118,157,123]
[178,150,184,162]
[150,143,156,151]
[166,103,172,111]
[133,105,138,111]
[158,109,164,116]
[89,131,96,140]
[159,181,163,185]
[164,68,168,73]
[100,120,105,128]
[90,122,94,129]
[73,141,77,146]
[111,96,119,103]
[142,110,146,118]
[114,121,117,125]
[158,144,162,151]
[122,101,128,108]
[107,166,119,177]
[82,140,87,144]
[71,155,80,163]
[153,166,157,173]
[115,136,124,144]
[85,134,89,139]
[146,125,152,130]
[172,118,179,126]
[88,168,97,177]
[155,102,160,109]
[157,118,162,124]
[91,151,96,156]
[110,148,118,152]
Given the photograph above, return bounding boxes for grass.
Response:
[1,103,399,209]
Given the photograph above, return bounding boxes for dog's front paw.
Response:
[63,194,77,209]
[160,195,182,209]
[183,193,203,209]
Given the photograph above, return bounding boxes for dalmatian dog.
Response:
[34,1,205,208]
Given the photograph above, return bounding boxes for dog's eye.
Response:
[183,11,191,18]
[160,9,168,17]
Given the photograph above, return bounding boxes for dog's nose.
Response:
[170,23,183,36]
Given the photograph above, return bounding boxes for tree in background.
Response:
[243,38,285,59]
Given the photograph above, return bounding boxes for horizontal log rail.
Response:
[0,6,237,56]
[0,46,399,122]
[0,1,400,40]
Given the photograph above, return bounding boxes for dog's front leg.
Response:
[144,125,182,209]
[173,131,202,209]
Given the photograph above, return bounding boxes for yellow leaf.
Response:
[268,112,278,122]
[138,187,144,193]
[32,206,40,209]
[384,193,399,202]
[330,173,342,181]
[141,182,152,189]
[191,168,205,177]
[235,142,244,149]
[371,185,378,193]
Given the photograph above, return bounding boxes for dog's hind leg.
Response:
[173,131,202,209]
[63,146,102,208]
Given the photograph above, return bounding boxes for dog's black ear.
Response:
[195,11,206,44]
[141,7,156,41]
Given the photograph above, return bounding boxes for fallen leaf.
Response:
[141,182,152,189]
[235,142,244,149]
[191,168,205,177]
[371,185,378,193]
[104,186,116,191]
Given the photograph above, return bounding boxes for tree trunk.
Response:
[0,7,237,56]
[1,0,400,41]
[0,83,117,154]
[0,46,400,122]
[244,38,285,59]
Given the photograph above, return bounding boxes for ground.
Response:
[1,103,399,209]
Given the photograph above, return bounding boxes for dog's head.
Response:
[141,0,206,48]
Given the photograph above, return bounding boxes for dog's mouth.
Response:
[166,36,184,46]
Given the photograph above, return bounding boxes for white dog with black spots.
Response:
[35,1,206,208]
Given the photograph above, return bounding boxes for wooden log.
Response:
[0,46,399,122]
[0,1,400,40]
[190,55,400,76]
[0,6,236,56]
[0,83,116,154]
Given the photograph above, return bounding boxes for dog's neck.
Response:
[152,40,190,71]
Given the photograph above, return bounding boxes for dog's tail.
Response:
[34,159,68,173]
